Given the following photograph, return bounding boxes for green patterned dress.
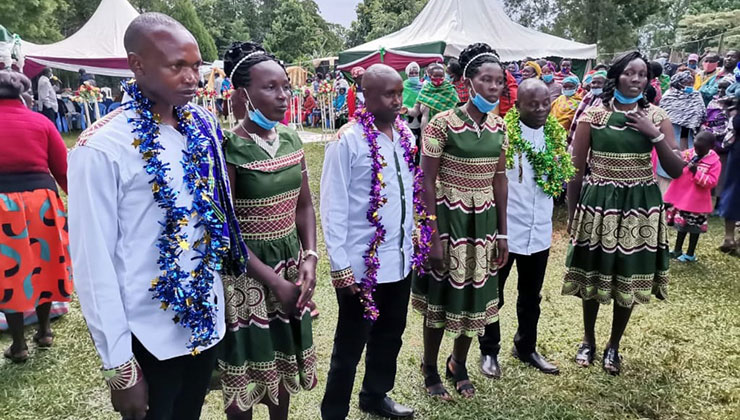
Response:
[219,127,317,412]
[411,107,507,337]
[562,104,670,307]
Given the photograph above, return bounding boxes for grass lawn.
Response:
[2,140,739,420]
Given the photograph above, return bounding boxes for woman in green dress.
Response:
[220,42,318,420]
[413,43,509,400]
[566,51,685,375]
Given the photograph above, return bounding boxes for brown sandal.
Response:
[719,240,737,254]
[33,331,54,348]
[4,344,29,363]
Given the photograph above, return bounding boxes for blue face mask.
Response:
[244,88,279,130]
[683,86,694,94]
[562,88,577,97]
[470,86,499,113]
[614,89,643,104]
[688,63,697,70]
[591,88,603,96]
[408,76,420,84]
[542,74,554,83]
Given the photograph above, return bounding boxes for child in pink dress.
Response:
[664,131,723,262]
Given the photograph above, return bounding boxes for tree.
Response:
[263,0,345,63]
[678,9,740,52]
[346,0,429,47]
[0,0,66,43]
[192,0,256,56]
[166,0,219,61]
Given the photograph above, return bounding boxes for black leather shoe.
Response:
[512,347,560,375]
[359,396,414,419]
[602,348,622,376]
[479,353,502,379]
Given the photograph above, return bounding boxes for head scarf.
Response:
[544,61,557,73]
[509,62,522,84]
[670,70,694,89]
[417,79,459,119]
[525,61,542,77]
[403,62,424,108]
[661,70,706,129]
[405,61,420,76]
[592,70,607,80]
[563,75,580,86]
[351,66,365,79]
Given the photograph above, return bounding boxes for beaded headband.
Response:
[462,52,499,80]
[229,51,265,81]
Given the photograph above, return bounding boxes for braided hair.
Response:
[223,41,286,89]
[458,43,509,101]
[601,51,652,109]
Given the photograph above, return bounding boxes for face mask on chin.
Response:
[243,88,279,130]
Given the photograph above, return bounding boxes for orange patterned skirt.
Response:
[0,188,72,313]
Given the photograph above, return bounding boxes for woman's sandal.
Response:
[575,343,596,367]
[602,348,622,376]
[33,331,54,348]
[3,344,29,363]
[420,362,452,401]
[445,356,475,398]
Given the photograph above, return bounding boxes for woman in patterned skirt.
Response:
[565,51,685,375]
[219,42,318,420]
[412,43,509,400]
[0,70,72,363]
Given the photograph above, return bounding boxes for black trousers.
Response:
[130,336,219,420]
[41,106,56,123]
[478,249,550,356]
[320,276,411,420]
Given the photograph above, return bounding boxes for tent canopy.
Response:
[23,0,138,77]
[341,0,597,64]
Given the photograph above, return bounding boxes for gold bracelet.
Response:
[102,357,143,391]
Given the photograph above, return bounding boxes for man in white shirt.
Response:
[320,64,415,420]
[478,79,561,377]
[68,13,247,420]
[37,67,57,122]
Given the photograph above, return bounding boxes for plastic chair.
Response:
[107,102,121,113]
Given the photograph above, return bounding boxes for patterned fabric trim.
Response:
[438,153,499,191]
[580,104,669,128]
[436,183,494,214]
[235,188,300,241]
[224,258,301,332]
[219,346,318,412]
[331,267,355,288]
[411,294,498,337]
[562,267,669,308]
[588,151,654,185]
[73,108,125,149]
[570,204,670,254]
[445,109,506,134]
[430,234,499,288]
[421,109,506,158]
[238,149,304,173]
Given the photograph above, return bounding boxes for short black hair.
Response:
[458,42,502,79]
[447,58,463,78]
[649,61,663,77]
[602,51,652,109]
[123,12,184,54]
[223,41,285,89]
[42,67,52,77]
[593,63,609,71]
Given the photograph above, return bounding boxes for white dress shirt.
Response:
[506,121,554,255]
[68,102,225,369]
[37,75,58,112]
[320,121,415,284]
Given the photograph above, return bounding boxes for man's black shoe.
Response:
[359,396,414,419]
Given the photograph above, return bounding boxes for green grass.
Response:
[2,142,740,419]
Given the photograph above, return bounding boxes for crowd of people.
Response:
[1,10,740,420]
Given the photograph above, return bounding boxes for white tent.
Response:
[22,0,138,77]
[344,0,597,61]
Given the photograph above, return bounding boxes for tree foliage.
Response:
[346,0,428,47]
[263,0,345,63]
[678,9,740,52]
[0,0,66,43]
[166,0,219,61]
